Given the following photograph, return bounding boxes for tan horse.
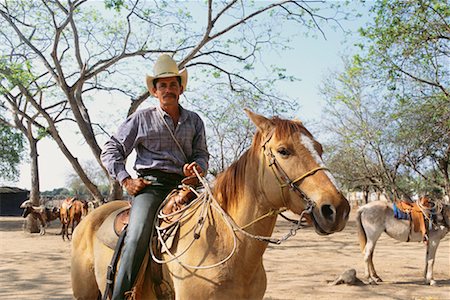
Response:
[71,109,350,299]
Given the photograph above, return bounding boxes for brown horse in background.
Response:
[71,109,350,299]
[20,199,60,235]
[60,197,88,241]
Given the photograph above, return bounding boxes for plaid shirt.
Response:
[101,105,209,183]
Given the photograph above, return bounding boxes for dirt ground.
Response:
[0,210,449,300]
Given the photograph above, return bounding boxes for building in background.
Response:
[0,186,29,216]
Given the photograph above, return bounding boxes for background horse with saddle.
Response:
[356,196,450,285]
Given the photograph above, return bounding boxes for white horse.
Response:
[356,199,450,285]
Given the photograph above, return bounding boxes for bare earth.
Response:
[0,210,449,300]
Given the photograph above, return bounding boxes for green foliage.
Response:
[0,57,35,92]
[321,0,450,198]
[359,0,449,91]
[104,0,125,11]
[0,124,25,181]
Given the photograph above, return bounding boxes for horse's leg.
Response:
[363,240,377,283]
[358,206,381,284]
[62,223,68,241]
[38,216,46,235]
[363,232,383,284]
[424,234,441,286]
[70,219,75,240]
[39,222,46,235]
[39,224,45,235]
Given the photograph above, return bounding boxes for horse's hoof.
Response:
[429,280,437,286]
[368,278,378,285]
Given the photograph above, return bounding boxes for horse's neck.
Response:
[214,161,278,256]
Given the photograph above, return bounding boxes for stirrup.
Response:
[102,226,128,300]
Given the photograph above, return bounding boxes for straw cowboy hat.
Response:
[146,54,188,97]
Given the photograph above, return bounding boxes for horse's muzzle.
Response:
[310,196,350,235]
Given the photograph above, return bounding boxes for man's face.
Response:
[152,77,183,107]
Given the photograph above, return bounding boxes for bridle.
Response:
[259,129,328,212]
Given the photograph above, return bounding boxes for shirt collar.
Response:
[156,104,187,122]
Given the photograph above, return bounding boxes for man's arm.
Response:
[100,114,140,184]
[189,116,209,175]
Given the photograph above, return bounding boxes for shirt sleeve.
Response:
[191,115,209,173]
[100,113,140,184]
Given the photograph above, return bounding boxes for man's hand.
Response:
[183,162,204,177]
[122,177,151,196]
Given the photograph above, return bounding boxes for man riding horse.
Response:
[100,54,209,299]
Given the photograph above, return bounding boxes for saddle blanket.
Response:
[393,202,410,220]
[96,206,180,251]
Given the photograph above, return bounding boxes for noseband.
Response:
[259,129,328,211]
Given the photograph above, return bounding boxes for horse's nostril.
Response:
[321,204,335,222]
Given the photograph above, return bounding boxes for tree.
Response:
[1,0,349,200]
[66,160,110,199]
[359,0,449,98]
[321,0,449,199]
[320,57,412,199]
[358,0,450,196]
[0,122,24,181]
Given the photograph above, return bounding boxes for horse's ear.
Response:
[293,118,303,125]
[244,108,274,133]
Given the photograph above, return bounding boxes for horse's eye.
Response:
[277,147,290,157]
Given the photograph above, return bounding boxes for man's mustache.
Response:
[163,93,177,98]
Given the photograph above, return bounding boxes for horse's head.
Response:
[20,200,33,218]
[246,109,350,235]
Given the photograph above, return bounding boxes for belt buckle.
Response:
[142,175,157,181]
[142,175,163,186]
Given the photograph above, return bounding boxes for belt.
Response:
[137,169,183,182]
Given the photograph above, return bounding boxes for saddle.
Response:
[394,198,432,241]
[97,186,196,248]
[161,186,197,222]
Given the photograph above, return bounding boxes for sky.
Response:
[2,1,371,191]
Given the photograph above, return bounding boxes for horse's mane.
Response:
[214,116,312,210]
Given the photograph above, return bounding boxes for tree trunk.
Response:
[108,179,123,201]
[26,123,40,233]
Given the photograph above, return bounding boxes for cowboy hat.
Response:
[146,54,188,97]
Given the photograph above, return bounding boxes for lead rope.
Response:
[157,108,188,161]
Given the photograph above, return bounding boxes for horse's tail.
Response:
[356,207,367,253]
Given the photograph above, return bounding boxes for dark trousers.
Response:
[111,175,179,300]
